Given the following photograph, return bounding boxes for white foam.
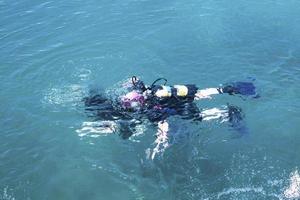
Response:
[284,169,300,199]
[217,187,265,199]
[76,121,117,137]
[128,124,147,142]
[76,68,91,81]
[201,107,228,121]
[0,187,15,200]
[43,84,85,106]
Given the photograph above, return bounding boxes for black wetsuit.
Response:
[83,85,202,139]
[84,84,247,139]
[145,84,202,122]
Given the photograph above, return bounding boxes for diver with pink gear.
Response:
[84,76,258,159]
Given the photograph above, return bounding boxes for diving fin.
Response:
[227,104,249,136]
[221,81,257,97]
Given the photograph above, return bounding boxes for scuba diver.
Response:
[83,76,258,159]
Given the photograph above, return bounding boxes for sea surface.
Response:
[1,0,300,199]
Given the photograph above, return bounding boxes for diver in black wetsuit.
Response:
[83,76,258,159]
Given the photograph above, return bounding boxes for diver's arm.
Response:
[157,120,169,137]
[195,81,257,100]
[151,120,169,160]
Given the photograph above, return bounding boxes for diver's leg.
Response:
[194,88,221,100]
[200,105,244,123]
[200,107,229,121]
[179,102,202,121]
[200,105,248,135]
[200,105,244,122]
[194,81,257,100]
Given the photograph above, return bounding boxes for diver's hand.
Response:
[158,120,169,134]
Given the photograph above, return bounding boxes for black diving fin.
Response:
[221,81,259,98]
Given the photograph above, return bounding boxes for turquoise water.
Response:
[1,0,300,199]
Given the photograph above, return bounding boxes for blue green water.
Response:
[1,0,300,199]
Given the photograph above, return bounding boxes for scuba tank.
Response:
[131,76,197,99]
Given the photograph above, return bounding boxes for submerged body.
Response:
[84,77,258,159]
